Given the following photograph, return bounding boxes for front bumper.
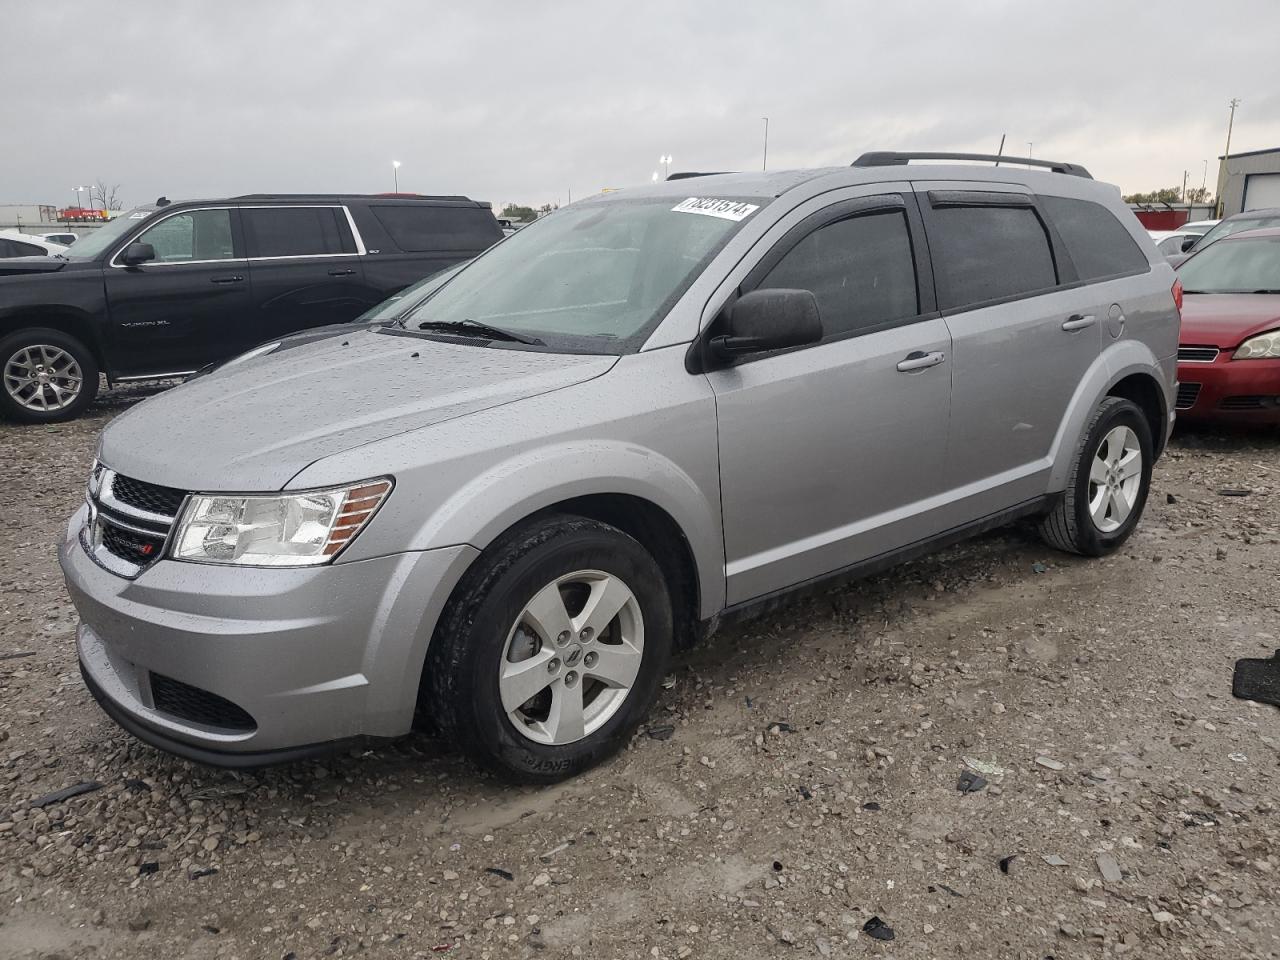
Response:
[60,505,478,762]
[1176,355,1280,424]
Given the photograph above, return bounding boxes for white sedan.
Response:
[1148,230,1199,259]
[0,231,70,258]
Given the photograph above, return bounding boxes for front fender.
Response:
[1047,339,1173,491]
[394,439,726,617]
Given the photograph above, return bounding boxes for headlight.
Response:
[1234,330,1280,359]
[172,478,392,567]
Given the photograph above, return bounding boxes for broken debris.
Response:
[862,916,895,941]
[957,769,987,793]
[30,781,103,809]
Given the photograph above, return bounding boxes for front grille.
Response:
[1220,395,1277,411]
[84,468,188,577]
[100,523,165,566]
[1175,383,1201,410]
[110,474,187,516]
[1178,346,1220,363]
[150,673,256,731]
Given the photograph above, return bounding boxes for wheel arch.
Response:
[0,307,106,370]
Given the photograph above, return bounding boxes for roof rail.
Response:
[231,193,474,202]
[666,171,734,181]
[852,151,1092,179]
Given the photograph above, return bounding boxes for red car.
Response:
[1175,228,1280,424]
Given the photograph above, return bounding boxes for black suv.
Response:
[0,194,502,422]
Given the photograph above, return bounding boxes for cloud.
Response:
[5,0,1279,208]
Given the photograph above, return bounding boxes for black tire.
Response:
[0,327,99,424]
[1040,396,1153,556]
[425,516,673,783]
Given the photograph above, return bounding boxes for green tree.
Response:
[500,204,537,222]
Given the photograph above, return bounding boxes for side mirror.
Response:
[711,288,822,360]
[1180,236,1197,253]
[121,241,156,266]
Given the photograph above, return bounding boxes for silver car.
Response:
[60,152,1180,781]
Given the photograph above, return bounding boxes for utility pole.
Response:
[1215,98,1240,218]
[761,117,769,171]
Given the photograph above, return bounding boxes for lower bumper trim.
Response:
[80,659,373,768]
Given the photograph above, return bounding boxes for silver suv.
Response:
[60,152,1180,781]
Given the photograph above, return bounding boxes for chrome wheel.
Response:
[3,344,84,412]
[500,569,644,746]
[1088,425,1142,533]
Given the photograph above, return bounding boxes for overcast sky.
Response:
[6,1,1279,211]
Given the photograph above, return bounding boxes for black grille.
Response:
[100,523,166,566]
[150,673,256,731]
[1220,395,1276,411]
[1175,383,1201,410]
[1177,346,1220,363]
[111,474,187,517]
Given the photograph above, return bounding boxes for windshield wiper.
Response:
[416,318,544,345]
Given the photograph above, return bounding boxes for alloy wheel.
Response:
[3,344,84,412]
[500,569,644,745]
[1088,425,1142,533]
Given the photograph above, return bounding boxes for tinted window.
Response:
[370,205,501,252]
[11,240,46,256]
[242,207,354,258]
[138,210,235,262]
[756,211,918,338]
[928,205,1057,309]
[1042,196,1148,280]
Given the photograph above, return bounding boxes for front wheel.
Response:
[1039,396,1153,556]
[0,328,99,424]
[425,517,673,783]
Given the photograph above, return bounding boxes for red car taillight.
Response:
[1172,277,1184,316]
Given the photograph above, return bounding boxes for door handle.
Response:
[209,274,244,284]
[1061,314,1097,331]
[896,350,946,372]
[327,268,357,277]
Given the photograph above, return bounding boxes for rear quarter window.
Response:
[370,205,501,253]
[1041,196,1149,281]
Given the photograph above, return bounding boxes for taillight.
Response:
[1172,277,1184,315]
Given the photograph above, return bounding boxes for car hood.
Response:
[1179,294,1280,349]
[99,325,617,491]
[0,256,68,276]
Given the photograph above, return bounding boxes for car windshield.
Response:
[401,195,765,353]
[1194,213,1280,249]
[357,264,464,322]
[61,208,153,259]
[1179,236,1280,293]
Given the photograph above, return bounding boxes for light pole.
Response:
[73,185,91,214]
[1215,98,1240,219]
[392,160,401,193]
[1027,141,1033,159]
[761,117,769,171]
[659,154,672,179]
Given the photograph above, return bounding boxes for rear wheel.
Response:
[425,516,673,783]
[0,328,99,423]
[1040,396,1152,556]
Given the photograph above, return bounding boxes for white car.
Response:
[1178,219,1219,237]
[0,231,69,258]
[1147,230,1199,259]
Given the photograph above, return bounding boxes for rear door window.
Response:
[241,207,355,258]
[370,205,501,252]
[754,210,919,338]
[925,201,1057,310]
[1041,196,1149,280]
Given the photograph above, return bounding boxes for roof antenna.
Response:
[994,134,1005,167]
[156,196,170,207]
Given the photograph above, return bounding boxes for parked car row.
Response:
[0,193,503,421]
[59,152,1185,780]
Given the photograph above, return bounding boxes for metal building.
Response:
[1217,147,1280,216]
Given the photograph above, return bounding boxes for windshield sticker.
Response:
[671,197,760,222]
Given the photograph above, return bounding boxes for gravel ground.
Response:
[1,388,1278,960]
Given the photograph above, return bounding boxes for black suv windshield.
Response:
[402,195,765,353]
[1180,236,1280,293]
[1194,213,1280,250]
[63,208,155,259]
